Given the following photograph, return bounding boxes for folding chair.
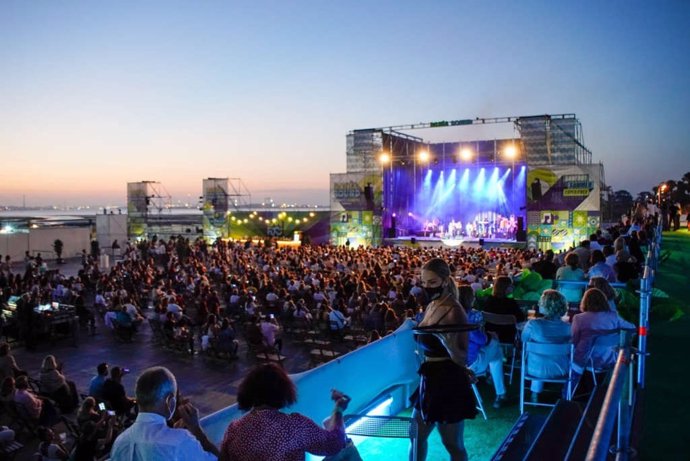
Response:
[470,369,488,420]
[520,341,573,414]
[580,330,624,387]
[482,312,519,384]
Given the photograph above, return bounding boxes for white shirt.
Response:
[110,412,217,461]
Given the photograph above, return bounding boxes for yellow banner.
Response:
[563,188,590,196]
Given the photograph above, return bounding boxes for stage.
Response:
[383,235,526,249]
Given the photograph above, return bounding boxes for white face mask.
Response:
[167,395,177,420]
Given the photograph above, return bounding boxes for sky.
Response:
[1,0,689,207]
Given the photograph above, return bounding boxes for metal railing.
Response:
[585,220,662,460]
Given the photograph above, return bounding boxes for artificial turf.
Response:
[639,229,690,460]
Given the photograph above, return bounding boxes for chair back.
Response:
[585,329,624,372]
[524,341,573,359]
[520,340,574,413]
[482,312,517,326]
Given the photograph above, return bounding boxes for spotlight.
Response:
[418,150,430,163]
[408,212,413,217]
[460,148,473,161]
[379,152,391,164]
[392,213,396,218]
[504,144,518,159]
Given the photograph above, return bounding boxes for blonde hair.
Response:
[538,289,568,319]
[42,355,58,371]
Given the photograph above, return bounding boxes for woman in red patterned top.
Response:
[220,363,349,461]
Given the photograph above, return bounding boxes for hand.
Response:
[177,403,200,429]
[335,397,350,412]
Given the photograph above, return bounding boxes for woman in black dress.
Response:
[411,258,477,461]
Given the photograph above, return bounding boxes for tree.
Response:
[611,189,634,221]
[53,239,64,264]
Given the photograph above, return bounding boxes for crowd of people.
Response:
[0,209,655,460]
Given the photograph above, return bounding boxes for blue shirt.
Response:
[89,375,107,400]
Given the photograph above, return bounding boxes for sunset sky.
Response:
[2,1,689,207]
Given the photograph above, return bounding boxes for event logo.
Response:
[334,181,362,200]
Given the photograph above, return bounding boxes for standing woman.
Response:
[411,258,477,461]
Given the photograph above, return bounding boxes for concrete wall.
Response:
[200,321,419,445]
[96,214,128,252]
[0,227,91,261]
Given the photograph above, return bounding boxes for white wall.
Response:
[0,227,91,261]
[96,214,128,251]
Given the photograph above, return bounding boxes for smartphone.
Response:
[123,368,130,373]
[98,402,106,411]
[269,314,274,319]
[107,410,116,416]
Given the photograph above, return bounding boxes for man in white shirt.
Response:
[110,366,218,461]
[259,316,282,352]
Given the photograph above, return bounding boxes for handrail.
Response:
[586,219,662,459]
[585,348,632,461]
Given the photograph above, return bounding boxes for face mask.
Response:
[424,285,444,301]
[167,395,177,421]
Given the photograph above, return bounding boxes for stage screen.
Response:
[382,163,527,240]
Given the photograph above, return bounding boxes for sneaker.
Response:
[493,395,508,409]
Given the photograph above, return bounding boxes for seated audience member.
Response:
[0,342,26,382]
[89,363,109,401]
[555,253,586,303]
[459,285,507,408]
[39,355,78,412]
[328,305,350,332]
[215,319,239,356]
[110,366,219,461]
[200,314,220,352]
[14,376,59,426]
[77,396,107,428]
[571,288,635,383]
[124,299,145,328]
[614,251,639,283]
[115,305,136,338]
[220,363,348,461]
[102,367,136,417]
[521,290,572,402]
[483,276,525,343]
[587,250,616,283]
[531,250,558,280]
[37,426,69,461]
[73,417,116,461]
[260,315,283,352]
[588,277,619,313]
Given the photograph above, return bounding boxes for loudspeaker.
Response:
[363,184,374,210]
[410,237,417,245]
[478,238,485,246]
[364,184,373,201]
[386,228,396,238]
[516,216,526,242]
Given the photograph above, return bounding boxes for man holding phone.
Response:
[259,315,282,352]
[110,366,218,461]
